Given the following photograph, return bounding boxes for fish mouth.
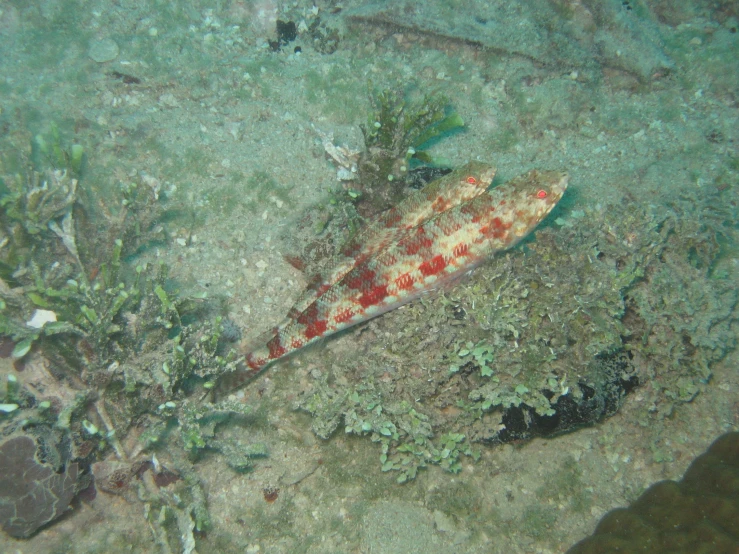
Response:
[535,172,569,220]
[543,173,569,209]
[551,172,569,200]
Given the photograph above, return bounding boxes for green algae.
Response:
[0,127,267,544]
[295,184,738,481]
[359,86,464,181]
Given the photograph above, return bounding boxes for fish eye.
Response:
[465,176,478,184]
[536,189,548,199]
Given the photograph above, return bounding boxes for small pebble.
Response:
[88,38,120,63]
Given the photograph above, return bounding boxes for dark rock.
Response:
[489,351,639,444]
[270,20,298,51]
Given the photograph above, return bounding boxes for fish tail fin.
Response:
[209,352,266,399]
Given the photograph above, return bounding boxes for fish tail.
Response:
[210,352,268,398]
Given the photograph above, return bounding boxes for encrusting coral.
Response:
[0,435,78,538]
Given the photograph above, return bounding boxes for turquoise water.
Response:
[0,1,737,552]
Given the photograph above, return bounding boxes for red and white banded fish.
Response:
[234,163,568,384]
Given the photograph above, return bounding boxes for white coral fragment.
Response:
[26,309,58,329]
[313,126,360,180]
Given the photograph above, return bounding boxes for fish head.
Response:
[504,169,569,239]
[461,160,497,189]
